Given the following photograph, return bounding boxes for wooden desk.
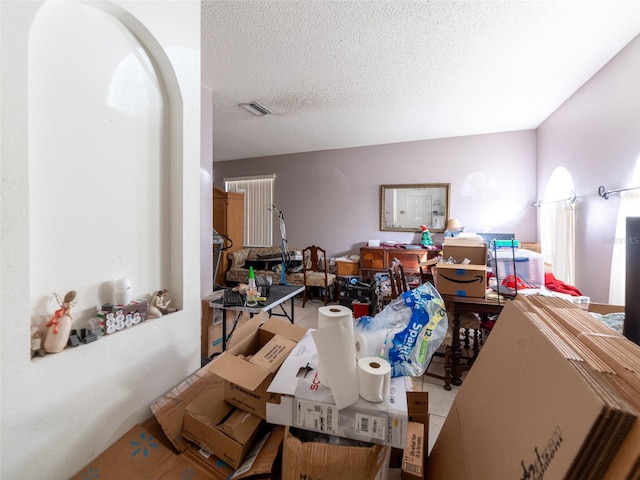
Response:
[359,245,440,281]
[441,294,506,389]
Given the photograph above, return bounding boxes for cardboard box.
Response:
[389,391,429,480]
[70,424,213,480]
[435,263,486,297]
[401,421,425,480]
[337,258,359,276]
[266,330,409,448]
[428,299,638,479]
[442,237,487,265]
[182,381,263,469]
[183,425,285,480]
[248,334,297,373]
[73,407,284,480]
[282,426,391,480]
[150,364,285,479]
[151,364,221,453]
[589,303,625,315]
[207,314,307,419]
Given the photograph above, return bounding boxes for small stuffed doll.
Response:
[420,224,434,247]
[43,290,76,353]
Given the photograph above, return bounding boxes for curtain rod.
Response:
[598,185,640,200]
[531,191,577,208]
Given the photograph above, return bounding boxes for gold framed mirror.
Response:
[380,183,450,232]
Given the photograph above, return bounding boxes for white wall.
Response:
[1,2,201,478]
[201,85,214,296]
[537,33,640,303]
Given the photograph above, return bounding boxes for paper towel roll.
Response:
[358,357,391,403]
[354,328,390,360]
[311,305,360,410]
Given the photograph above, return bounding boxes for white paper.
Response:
[312,305,359,410]
[267,329,318,396]
[357,356,391,403]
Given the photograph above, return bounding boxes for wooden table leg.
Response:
[444,345,453,390]
[451,312,463,386]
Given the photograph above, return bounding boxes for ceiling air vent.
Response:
[239,102,273,116]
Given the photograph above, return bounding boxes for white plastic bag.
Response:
[354,282,448,377]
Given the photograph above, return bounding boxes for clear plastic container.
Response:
[489,249,544,288]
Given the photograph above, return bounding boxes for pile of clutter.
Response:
[71,283,448,480]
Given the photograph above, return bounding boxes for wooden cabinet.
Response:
[359,246,440,281]
[213,187,244,286]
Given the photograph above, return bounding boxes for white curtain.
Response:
[225,175,275,247]
[609,190,640,305]
[541,201,575,285]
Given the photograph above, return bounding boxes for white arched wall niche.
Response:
[0,2,200,479]
[29,0,184,326]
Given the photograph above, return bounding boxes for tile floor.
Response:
[289,296,465,478]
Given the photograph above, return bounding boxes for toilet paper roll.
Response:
[357,357,391,403]
[354,328,390,360]
[311,305,360,410]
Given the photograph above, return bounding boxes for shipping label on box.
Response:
[435,263,486,297]
[401,421,425,480]
[293,371,408,448]
[249,334,297,373]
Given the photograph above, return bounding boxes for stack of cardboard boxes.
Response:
[435,238,488,298]
[429,296,639,479]
[72,311,429,480]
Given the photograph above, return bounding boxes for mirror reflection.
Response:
[380,183,450,232]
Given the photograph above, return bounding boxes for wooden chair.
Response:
[388,258,409,299]
[418,261,435,285]
[302,245,337,306]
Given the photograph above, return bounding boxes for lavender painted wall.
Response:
[537,33,640,303]
[213,130,537,258]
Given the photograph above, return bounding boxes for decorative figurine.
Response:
[43,290,77,353]
[148,290,164,318]
[420,224,434,247]
[157,289,177,314]
[148,289,177,318]
[31,326,45,358]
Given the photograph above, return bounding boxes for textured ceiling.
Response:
[202,1,640,162]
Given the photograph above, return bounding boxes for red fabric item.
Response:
[544,272,583,296]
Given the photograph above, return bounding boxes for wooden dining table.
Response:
[441,294,507,388]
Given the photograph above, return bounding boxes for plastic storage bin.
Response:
[489,248,544,288]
